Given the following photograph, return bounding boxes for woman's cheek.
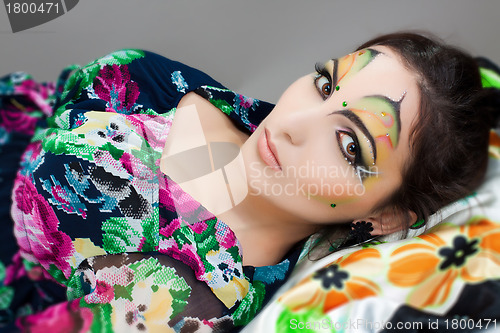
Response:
[298,170,366,207]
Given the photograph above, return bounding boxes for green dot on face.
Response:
[335,85,340,91]
[342,101,348,107]
[330,203,336,208]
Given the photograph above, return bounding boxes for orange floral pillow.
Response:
[243,130,500,333]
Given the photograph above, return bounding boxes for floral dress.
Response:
[0,49,302,332]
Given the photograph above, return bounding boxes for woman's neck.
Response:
[216,192,315,267]
[173,92,315,266]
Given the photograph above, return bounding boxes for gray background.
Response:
[1,1,499,103]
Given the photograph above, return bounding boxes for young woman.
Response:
[0,32,498,332]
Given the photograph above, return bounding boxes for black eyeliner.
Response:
[314,62,335,99]
[314,62,331,81]
[330,110,377,166]
[336,129,363,167]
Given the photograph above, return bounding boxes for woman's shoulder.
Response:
[54,48,226,118]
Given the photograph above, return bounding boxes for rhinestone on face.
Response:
[342,101,348,107]
[335,85,340,91]
[330,203,336,208]
[400,90,408,101]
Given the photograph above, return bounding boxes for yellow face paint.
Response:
[321,48,381,97]
[350,95,403,150]
[308,49,407,204]
[335,48,381,87]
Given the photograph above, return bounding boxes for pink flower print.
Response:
[93,64,140,114]
[4,252,27,285]
[15,176,37,214]
[0,105,39,136]
[214,219,238,250]
[17,299,93,332]
[14,79,56,116]
[127,114,172,151]
[191,221,208,234]
[233,93,257,133]
[26,266,47,281]
[238,95,254,109]
[158,238,206,278]
[159,216,183,239]
[12,176,75,279]
[162,178,201,219]
[85,280,115,304]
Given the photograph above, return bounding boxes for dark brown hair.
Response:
[312,32,500,255]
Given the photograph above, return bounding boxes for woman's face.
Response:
[242,45,420,234]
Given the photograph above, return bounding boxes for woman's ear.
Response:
[361,209,417,236]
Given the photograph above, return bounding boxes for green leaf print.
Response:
[209,99,234,115]
[0,263,14,310]
[42,130,97,162]
[102,217,142,253]
[83,301,113,333]
[140,210,160,252]
[227,245,242,263]
[233,280,266,326]
[131,139,162,174]
[127,257,192,319]
[113,284,134,302]
[0,286,14,310]
[0,261,5,281]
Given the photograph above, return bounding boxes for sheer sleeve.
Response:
[194,85,274,135]
[16,253,236,331]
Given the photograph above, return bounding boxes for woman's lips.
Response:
[258,128,281,171]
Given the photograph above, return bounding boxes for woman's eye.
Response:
[314,75,332,98]
[337,130,359,164]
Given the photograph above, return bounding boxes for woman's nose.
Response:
[277,107,323,146]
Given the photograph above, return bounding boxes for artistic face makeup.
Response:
[333,93,406,164]
[313,48,405,184]
[314,48,381,100]
[241,45,420,227]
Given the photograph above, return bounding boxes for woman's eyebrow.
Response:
[329,109,377,164]
[331,58,338,89]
